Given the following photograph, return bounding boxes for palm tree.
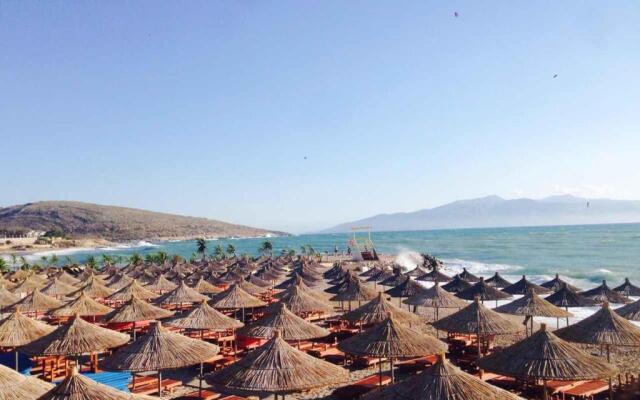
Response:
[86,256,98,270]
[300,245,307,256]
[213,244,225,260]
[64,256,74,266]
[0,258,8,273]
[288,249,296,257]
[259,240,273,257]
[196,238,207,260]
[10,253,18,269]
[156,251,168,264]
[226,244,236,258]
[19,256,29,270]
[50,254,59,267]
[129,253,143,266]
[40,255,48,266]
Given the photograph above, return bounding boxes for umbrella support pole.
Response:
[542,379,548,400]
[379,357,382,386]
[158,370,162,398]
[607,345,614,400]
[199,361,203,399]
[390,357,394,383]
[15,350,19,371]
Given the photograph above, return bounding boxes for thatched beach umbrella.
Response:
[72,277,115,299]
[556,302,640,399]
[155,280,208,306]
[206,330,348,399]
[442,275,472,294]
[540,273,580,292]
[191,277,222,295]
[103,321,220,398]
[0,285,20,308]
[432,298,523,356]
[545,283,596,308]
[615,298,640,321]
[613,278,640,298]
[502,275,550,295]
[384,277,427,308]
[40,278,77,298]
[0,363,53,399]
[580,280,631,304]
[416,266,452,283]
[247,274,273,289]
[362,353,524,400]
[344,292,423,327]
[165,300,243,331]
[329,277,377,311]
[478,324,617,400]
[404,283,467,327]
[0,311,55,370]
[0,277,18,291]
[458,268,481,283]
[145,274,177,294]
[21,314,130,359]
[107,274,134,291]
[50,292,113,320]
[107,280,159,302]
[239,303,329,344]
[238,279,269,296]
[210,284,267,321]
[495,289,573,333]
[11,276,46,295]
[276,285,334,316]
[37,366,145,400]
[457,278,512,306]
[8,289,64,316]
[102,295,174,340]
[339,314,447,383]
[55,270,81,286]
[485,272,513,289]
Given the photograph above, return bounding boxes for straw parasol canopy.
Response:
[384,277,428,300]
[102,321,220,372]
[21,315,130,356]
[165,300,243,331]
[11,276,46,295]
[103,295,174,324]
[247,274,273,288]
[40,278,78,298]
[8,289,64,314]
[555,302,640,347]
[545,283,597,308]
[540,273,580,292]
[580,280,631,304]
[478,324,617,381]
[49,292,113,318]
[0,276,18,290]
[496,289,572,318]
[192,277,222,295]
[0,311,55,347]
[343,292,424,326]
[416,267,452,283]
[73,278,115,299]
[0,363,54,399]
[362,353,524,400]
[238,279,268,295]
[155,280,208,305]
[458,268,481,282]
[206,330,349,395]
[405,283,467,309]
[145,274,177,294]
[277,285,334,315]
[432,298,523,337]
[107,280,159,302]
[107,273,134,290]
[502,275,550,295]
[615,298,640,321]
[613,277,640,297]
[37,366,146,400]
[0,285,20,308]
[485,272,513,289]
[329,277,377,303]
[210,284,267,309]
[55,270,81,286]
[457,278,512,303]
[339,314,447,382]
[339,315,447,358]
[441,275,472,294]
[239,303,329,341]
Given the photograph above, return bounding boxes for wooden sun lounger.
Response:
[130,378,181,395]
[333,372,392,399]
[176,389,224,400]
[397,354,438,372]
[546,380,586,394]
[354,355,386,367]
[560,380,609,398]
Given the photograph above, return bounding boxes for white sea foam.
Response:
[393,250,423,271]
[442,258,522,277]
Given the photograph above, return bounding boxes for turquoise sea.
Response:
[37,223,640,289]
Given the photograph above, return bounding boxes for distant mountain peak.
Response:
[322,195,640,233]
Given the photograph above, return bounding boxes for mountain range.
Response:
[0,201,283,241]
[323,195,640,233]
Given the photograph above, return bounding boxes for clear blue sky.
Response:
[1,1,639,233]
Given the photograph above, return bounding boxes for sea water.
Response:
[31,223,640,290]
